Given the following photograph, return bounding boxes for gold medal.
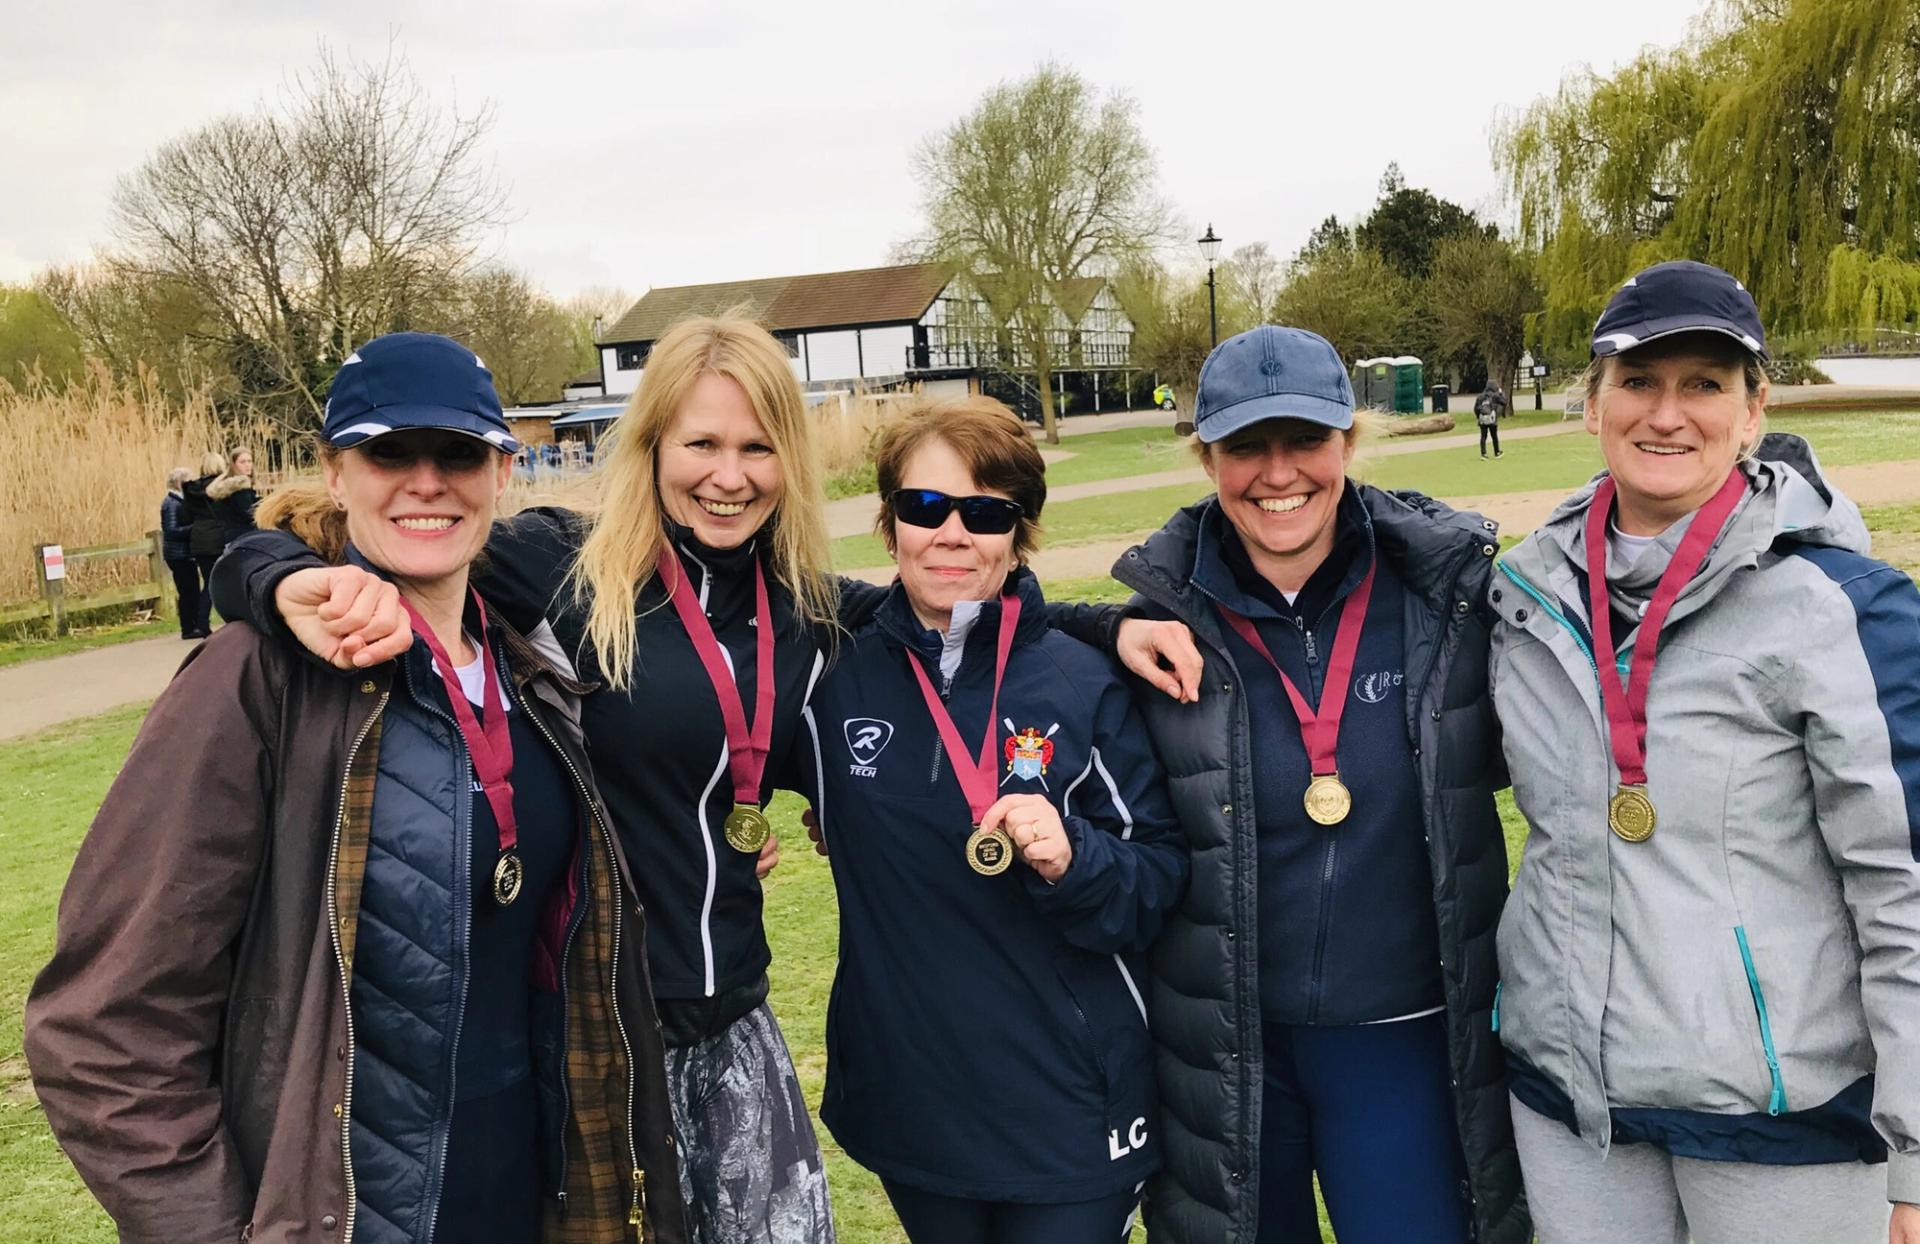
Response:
[966,826,1014,876]
[1608,785,1656,842]
[724,804,772,854]
[1303,773,1353,826]
[492,850,524,906]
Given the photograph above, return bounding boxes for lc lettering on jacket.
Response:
[1108,1117,1149,1161]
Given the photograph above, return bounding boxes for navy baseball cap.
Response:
[322,332,519,454]
[1193,326,1354,444]
[1591,260,1768,361]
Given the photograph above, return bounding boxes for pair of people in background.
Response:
[169,446,259,635]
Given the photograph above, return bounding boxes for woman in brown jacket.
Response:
[25,333,683,1244]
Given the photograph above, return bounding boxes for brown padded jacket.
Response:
[24,616,686,1244]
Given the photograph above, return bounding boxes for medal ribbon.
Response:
[660,542,775,807]
[402,591,516,858]
[1215,564,1377,778]
[906,595,1024,824]
[1584,469,1748,787]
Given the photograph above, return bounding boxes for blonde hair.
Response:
[199,451,228,477]
[567,315,839,690]
[255,443,349,562]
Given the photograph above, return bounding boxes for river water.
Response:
[1815,356,1920,386]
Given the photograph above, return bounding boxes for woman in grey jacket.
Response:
[1490,260,1920,1244]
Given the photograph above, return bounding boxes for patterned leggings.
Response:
[665,1003,836,1244]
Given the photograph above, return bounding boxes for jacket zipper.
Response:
[1734,927,1789,1115]
[1497,563,1603,697]
[524,701,646,1237]
[326,691,388,1244]
[1306,831,1340,1024]
[928,666,953,786]
[414,688,475,1244]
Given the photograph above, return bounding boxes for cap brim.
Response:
[1196,391,1354,443]
[1591,315,1768,361]
[327,403,520,455]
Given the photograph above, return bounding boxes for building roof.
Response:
[565,369,602,387]
[600,262,951,345]
[1051,276,1107,322]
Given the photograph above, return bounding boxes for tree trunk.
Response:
[1030,335,1060,444]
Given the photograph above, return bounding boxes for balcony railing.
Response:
[907,339,1133,371]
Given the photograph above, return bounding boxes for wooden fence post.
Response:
[146,530,168,619]
[36,544,68,637]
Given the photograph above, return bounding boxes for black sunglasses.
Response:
[890,488,1024,535]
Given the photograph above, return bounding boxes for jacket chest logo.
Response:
[1001,721,1058,789]
[843,717,894,778]
[1354,669,1404,704]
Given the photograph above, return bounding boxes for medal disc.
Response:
[1303,774,1353,826]
[492,850,524,906]
[724,804,772,854]
[965,826,1014,876]
[1608,785,1656,842]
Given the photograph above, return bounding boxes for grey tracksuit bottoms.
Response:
[1512,1094,1889,1244]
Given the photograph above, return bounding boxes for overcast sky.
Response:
[2,0,1705,301]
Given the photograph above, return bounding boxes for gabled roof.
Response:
[600,262,951,345]
[1051,276,1107,323]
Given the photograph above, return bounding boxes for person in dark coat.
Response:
[160,466,207,638]
[180,451,229,599]
[26,333,684,1243]
[1105,326,1526,1244]
[1475,385,1508,459]
[211,446,261,546]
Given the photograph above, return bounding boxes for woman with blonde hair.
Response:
[30,332,683,1242]
[216,315,843,1243]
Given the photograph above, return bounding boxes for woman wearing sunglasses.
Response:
[787,396,1188,1244]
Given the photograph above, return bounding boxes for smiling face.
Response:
[656,372,784,550]
[324,428,511,591]
[1587,336,1766,534]
[1203,418,1355,592]
[891,436,1019,632]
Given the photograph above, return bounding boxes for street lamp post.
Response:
[1198,224,1223,348]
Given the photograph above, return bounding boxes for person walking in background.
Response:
[1491,260,1920,1244]
[26,334,685,1243]
[160,466,207,639]
[1476,383,1507,458]
[179,451,229,619]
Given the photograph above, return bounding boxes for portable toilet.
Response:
[1388,356,1425,413]
[1352,357,1394,410]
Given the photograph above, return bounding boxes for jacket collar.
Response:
[873,564,1052,670]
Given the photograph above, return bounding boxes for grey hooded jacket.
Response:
[1489,433,1920,1205]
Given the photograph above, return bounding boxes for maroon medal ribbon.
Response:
[401,591,523,904]
[906,594,1023,874]
[1584,469,1747,841]
[660,542,777,853]
[1214,564,1376,825]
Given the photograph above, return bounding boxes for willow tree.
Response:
[1496,0,1920,353]
[912,63,1169,441]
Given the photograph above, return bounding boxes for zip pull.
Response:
[629,1168,645,1235]
[1303,630,1320,664]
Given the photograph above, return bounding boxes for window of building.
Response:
[772,331,801,359]
[616,343,651,371]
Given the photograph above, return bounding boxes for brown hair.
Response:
[254,442,348,563]
[872,396,1047,564]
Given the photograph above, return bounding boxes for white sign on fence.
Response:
[42,545,65,582]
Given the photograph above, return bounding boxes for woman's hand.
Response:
[755,834,780,880]
[801,806,828,857]
[274,566,413,669]
[1116,618,1203,703]
[979,793,1071,883]
[1892,1201,1920,1244]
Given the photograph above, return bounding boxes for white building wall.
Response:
[857,325,913,378]
[801,330,863,381]
[602,345,643,397]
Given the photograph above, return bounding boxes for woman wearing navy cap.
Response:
[1097,325,1526,1244]
[1491,261,1920,1244]
[26,332,684,1243]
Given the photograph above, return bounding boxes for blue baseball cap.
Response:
[322,332,519,454]
[1193,325,1354,443]
[1591,260,1768,361]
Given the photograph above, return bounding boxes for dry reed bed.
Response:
[0,367,294,608]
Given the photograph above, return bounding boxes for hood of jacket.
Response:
[206,473,254,502]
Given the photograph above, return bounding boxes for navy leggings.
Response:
[881,1179,1139,1244]
[1258,1013,1472,1244]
